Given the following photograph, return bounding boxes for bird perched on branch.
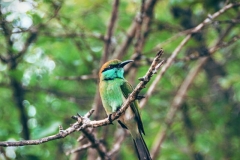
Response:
[99,59,151,160]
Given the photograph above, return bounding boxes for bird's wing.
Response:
[120,81,145,135]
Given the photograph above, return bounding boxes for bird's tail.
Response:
[133,134,152,160]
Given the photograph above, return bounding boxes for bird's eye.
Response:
[102,64,119,73]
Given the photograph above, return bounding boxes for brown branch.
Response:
[13,27,38,61]
[0,7,38,140]
[43,0,63,25]
[0,50,164,148]
[140,35,191,108]
[66,143,92,155]
[0,55,8,63]
[119,0,157,76]
[81,128,108,159]
[0,110,95,147]
[133,0,146,53]
[213,18,240,24]
[139,2,240,109]
[10,78,30,140]
[218,34,240,48]
[150,34,240,160]
[150,4,240,159]
[40,31,105,41]
[107,130,126,157]
[0,9,13,62]
[151,57,208,160]
[101,0,119,64]
[113,0,157,60]
[112,19,137,60]
[150,2,240,53]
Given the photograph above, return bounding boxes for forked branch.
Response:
[0,49,164,147]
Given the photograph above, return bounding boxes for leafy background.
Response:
[0,0,240,160]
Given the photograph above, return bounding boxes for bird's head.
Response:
[99,59,133,81]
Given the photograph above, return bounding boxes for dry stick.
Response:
[147,1,239,54]
[140,34,191,108]
[1,8,38,140]
[134,0,146,53]
[113,21,137,60]
[150,42,238,159]
[0,49,163,147]
[107,130,126,157]
[101,0,119,64]
[151,57,207,160]
[66,143,92,155]
[150,4,240,160]
[0,110,94,147]
[150,37,238,159]
[40,32,105,41]
[147,34,240,158]
[124,0,157,74]
[125,0,146,86]
[140,2,240,109]
[181,12,240,62]
[82,128,108,159]
[113,0,157,60]
[14,28,38,61]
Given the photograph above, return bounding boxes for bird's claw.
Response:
[108,114,114,125]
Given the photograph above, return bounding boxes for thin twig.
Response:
[107,129,126,157]
[139,2,240,109]
[113,0,157,60]
[150,3,240,159]
[140,35,191,108]
[101,0,119,64]
[0,50,164,147]
[66,143,92,155]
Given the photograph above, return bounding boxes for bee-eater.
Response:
[99,59,151,160]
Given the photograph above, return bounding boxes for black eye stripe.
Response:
[102,64,119,73]
[102,68,110,72]
[109,64,118,68]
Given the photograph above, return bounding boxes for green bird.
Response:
[99,59,151,160]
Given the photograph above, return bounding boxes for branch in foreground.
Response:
[0,49,164,147]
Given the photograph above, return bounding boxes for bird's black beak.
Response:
[118,60,134,68]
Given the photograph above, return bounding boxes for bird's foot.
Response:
[108,114,114,125]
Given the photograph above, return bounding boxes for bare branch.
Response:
[150,4,240,159]
[140,35,191,108]
[13,28,38,61]
[81,128,108,159]
[66,143,92,155]
[40,32,105,41]
[107,130,126,157]
[113,0,157,60]
[101,0,119,64]
[0,50,163,148]
[140,2,240,109]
